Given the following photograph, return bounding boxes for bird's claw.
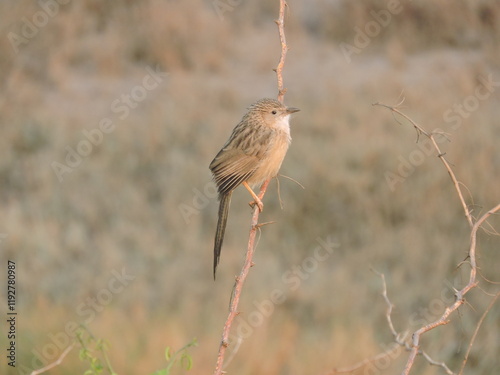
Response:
[249,199,264,212]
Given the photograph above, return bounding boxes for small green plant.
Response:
[151,338,198,375]
[74,325,196,375]
[76,326,117,375]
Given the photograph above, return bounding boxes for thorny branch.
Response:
[403,203,500,375]
[325,270,454,375]
[369,102,500,375]
[213,1,290,373]
[329,102,500,375]
[373,102,474,227]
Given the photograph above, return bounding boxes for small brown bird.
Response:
[209,98,299,278]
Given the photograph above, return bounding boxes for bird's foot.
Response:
[249,197,264,212]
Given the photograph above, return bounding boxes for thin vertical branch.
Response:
[213,180,269,375]
[213,1,289,373]
[275,0,288,103]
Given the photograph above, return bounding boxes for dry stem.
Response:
[213,1,289,373]
[30,343,75,375]
[373,102,474,227]
[458,291,500,375]
[325,270,453,375]
[372,101,500,375]
[275,0,288,103]
[402,203,500,375]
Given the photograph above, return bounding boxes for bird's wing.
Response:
[210,125,274,195]
[210,148,260,195]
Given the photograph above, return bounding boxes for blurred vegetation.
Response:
[1,0,499,374]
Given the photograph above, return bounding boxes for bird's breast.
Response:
[248,130,291,185]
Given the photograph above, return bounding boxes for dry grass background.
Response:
[1,0,500,374]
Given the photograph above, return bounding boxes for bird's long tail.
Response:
[213,192,232,279]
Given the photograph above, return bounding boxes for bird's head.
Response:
[249,98,300,129]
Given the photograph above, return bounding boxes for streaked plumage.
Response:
[209,98,299,278]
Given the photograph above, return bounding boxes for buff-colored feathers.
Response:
[209,98,299,278]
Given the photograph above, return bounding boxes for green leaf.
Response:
[180,354,193,370]
[79,349,87,361]
[165,347,171,361]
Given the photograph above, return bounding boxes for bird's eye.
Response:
[271,110,277,115]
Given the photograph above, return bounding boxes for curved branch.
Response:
[373,102,474,227]
[402,204,500,374]
[374,102,500,374]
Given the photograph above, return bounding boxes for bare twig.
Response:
[276,174,284,209]
[374,270,410,348]
[213,1,290,373]
[402,203,500,375]
[275,174,305,209]
[374,270,454,375]
[374,102,500,374]
[377,273,455,375]
[275,0,288,103]
[30,343,75,375]
[458,291,500,375]
[278,173,306,190]
[223,336,243,369]
[373,102,474,227]
[325,343,401,374]
[326,269,454,375]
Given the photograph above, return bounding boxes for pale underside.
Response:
[210,122,291,196]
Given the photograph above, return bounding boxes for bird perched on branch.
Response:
[209,98,299,278]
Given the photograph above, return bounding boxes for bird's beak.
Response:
[286,107,300,114]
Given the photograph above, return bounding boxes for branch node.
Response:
[256,221,276,229]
